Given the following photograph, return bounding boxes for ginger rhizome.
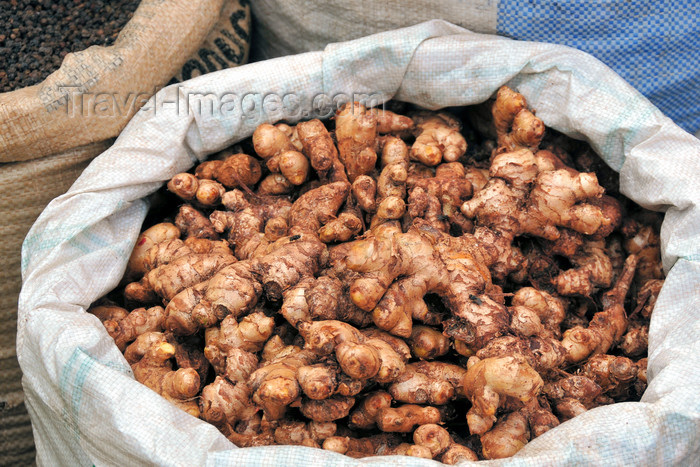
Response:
[94,89,661,460]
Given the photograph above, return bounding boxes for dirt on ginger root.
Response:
[91,88,663,461]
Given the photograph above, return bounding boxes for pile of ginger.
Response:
[90,87,664,461]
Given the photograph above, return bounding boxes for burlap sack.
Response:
[0,1,251,463]
[0,140,111,466]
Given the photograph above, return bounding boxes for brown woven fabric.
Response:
[0,2,251,462]
[0,139,113,465]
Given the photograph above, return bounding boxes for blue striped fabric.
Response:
[497,0,700,134]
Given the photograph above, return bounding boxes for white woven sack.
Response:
[18,20,700,466]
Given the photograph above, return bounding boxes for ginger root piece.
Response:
[619,321,649,358]
[463,355,543,435]
[126,223,180,280]
[200,377,257,433]
[168,173,226,206]
[366,136,409,228]
[554,239,613,296]
[299,275,372,327]
[528,168,608,236]
[388,361,467,405]
[634,279,664,319]
[211,189,292,259]
[344,219,508,342]
[258,173,295,195]
[562,254,637,363]
[317,197,363,243]
[297,119,348,183]
[196,153,263,189]
[544,375,604,421]
[300,396,356,422]
[413,424,453,458]
[275,123,303,151]
[361,328,412,362]
[103,306,166,352]
[126,250,236,303]
[492,86,544,153]
[349,391,393,429]
[407,162,474,233]
[480,411,530,460]
[167,333,209,391]
[288,181,352,237]
[323,433,401,456]
[376,405,442,433]
[253,123,310,185]
[413,423,479,465]
[165,236,325,335]
[298,359,339,400]
[274,420,337,447]
[175,204,218,240]
[410,111,467,166]
[298,320,405,382]
[227,414,277,447]
[462,149,610,245]
[335,102,378,182]
[441,444,480,464]
[203,312,274,382]
[623,221,664,284]
[130,238,194,279]
[369,108,414,135]
[249,348,318,420]
[89,304,129,323]
[476,335,565,374]
[408,325,450,360]
[512,287,565,338]
[126,332,200,417]
[519,397,559,438]
[381,444,433,459]
[579,354,639,399]
[351,175,377,213]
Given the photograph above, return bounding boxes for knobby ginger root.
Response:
[492,86,544,153]
[463,355,543,435]
[410,111,467,166]
[335,102,378,182]
[249,348,318,420]
[388,361,468,405]
[322,433,401,456]
[562,254,638,363]
[125,223,180,280]
[297,320,406,382]
[408,325,450,360]
[476,335,566,374]
[193,153,263,189]
[480,411,530,459]
[204,312,274,382]
[300,396,356,422]
[344,219,508,342]
[544,375,605,420]
[126,250,236,303]
[253,123,310,186]
[103,306,166,351]
[96,90,661,460]
[413,424,478,462]
[274,420,337,447]
[126,333,200,417]
[376,405,442,432]
[200,377,257,433]
[349,391,393,429]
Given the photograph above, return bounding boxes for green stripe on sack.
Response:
[59,347,96,442]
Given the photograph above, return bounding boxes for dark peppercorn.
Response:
[0,0,141,93]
